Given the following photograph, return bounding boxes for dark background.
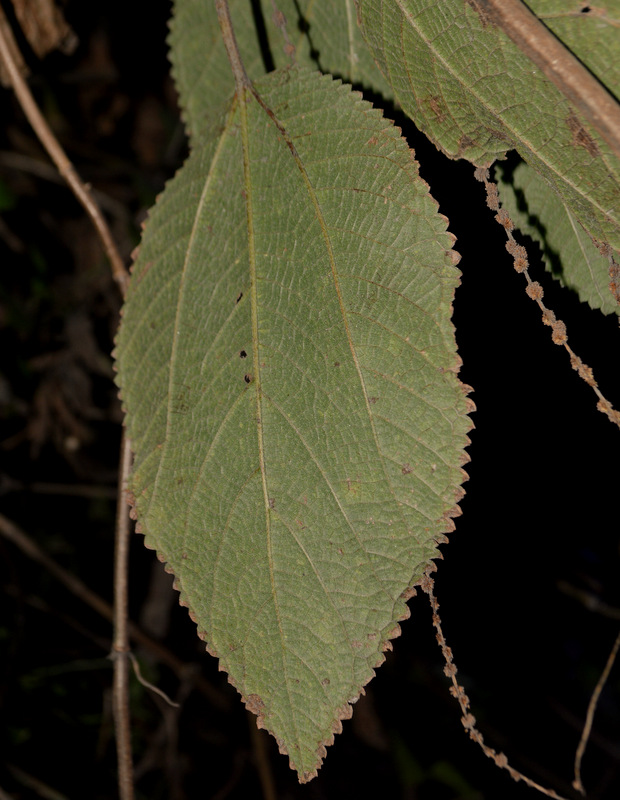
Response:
[1,1,619,798]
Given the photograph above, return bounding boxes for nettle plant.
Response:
[115,0,619,789]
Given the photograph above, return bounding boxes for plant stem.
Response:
[573,630,620,794]
[0,15,129,294]
[0,511,229,709]
[422,570,571,800]
[214,0,252,92]
[112,433,134,800]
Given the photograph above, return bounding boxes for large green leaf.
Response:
[115,66,471,780]
[497,159,618,315]
[169,0,392,143]
[357,0,620,262]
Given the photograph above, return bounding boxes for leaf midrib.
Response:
[249,76,415,594]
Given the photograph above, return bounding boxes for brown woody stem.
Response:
[112,433,134,800]
[215,0,252,92]
[0,14,129,294]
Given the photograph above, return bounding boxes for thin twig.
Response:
[475,0,620,159]
[112,432,134,800]
[421,569,570,800]
[128,652,180,709]
[573,629,620,794]
[0,510,229,709]
[0,511,115,620]
[248,713,278,800]
[5,764,69,800]
[0,149,131,221]
[558,580,620,621]
[0,19,129,294]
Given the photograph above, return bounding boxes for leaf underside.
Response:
[497,159,619,315]
[169,0,393,145]
[357,0,620,266]
[116,67,472,780]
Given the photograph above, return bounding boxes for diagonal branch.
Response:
[0,510,229,709]
[0,11,129,294]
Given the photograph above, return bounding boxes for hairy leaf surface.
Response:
[357,0,620,261]
[527,0,620,98]
[497,159,618,315]
[169,0,391,143]
[116,67,471,780]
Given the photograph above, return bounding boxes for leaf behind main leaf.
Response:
[357,0,620,263]
[115,66,472,781]
[169,0,393,144]
[497,159,619,315]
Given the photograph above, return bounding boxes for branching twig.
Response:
[129,652,180,709]
[0,14,136,795]
[0,510,228,708]
[0,18,129,295]
[421,569,570,800]
[573,629,620,794]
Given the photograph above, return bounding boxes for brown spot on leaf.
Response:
[457,134,475,157]
[244,373,252,383]
[465,0,493,26]
[567,112,599,157]
[367,135,379,145]
[402,464,412,475]
[246,694,265,714]
[239,350,247,358]
[428,96,445,122]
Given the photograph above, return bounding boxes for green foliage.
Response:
[115,0,619,782]
[357,0,620,266]
[116,62,470,780]
[168,0,392,142]
[497,158,619,315]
